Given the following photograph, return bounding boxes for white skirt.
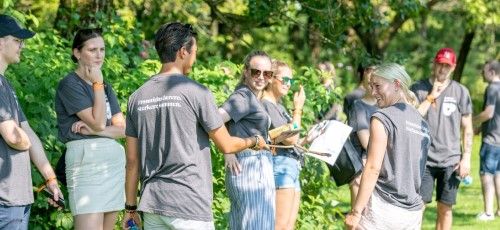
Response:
[358,192,423,230]
[65,138,125,215]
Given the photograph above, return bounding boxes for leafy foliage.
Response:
[2,0,499,228]
[4,11,345,229]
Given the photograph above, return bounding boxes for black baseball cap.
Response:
[0,14,35,39]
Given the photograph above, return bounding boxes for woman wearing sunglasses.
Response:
[219,51,275,229]
[261,60,305,230]
[55,29,125,229]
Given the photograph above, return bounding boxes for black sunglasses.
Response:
[250,68,273,80]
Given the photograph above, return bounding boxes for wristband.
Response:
[45,176,57,185]
[92,82,104,90]
[125,204,137,211]
[426,95,435,103]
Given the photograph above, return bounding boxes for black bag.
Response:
[328,138,363,186]
[55,152,67,187]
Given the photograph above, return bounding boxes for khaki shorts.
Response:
[143,212,215,230]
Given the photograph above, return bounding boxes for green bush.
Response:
[6,13,345,229]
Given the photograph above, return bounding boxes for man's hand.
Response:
[455,156,471,178]
[224,154,241,175]
[46,180,64,210]
[429,79,449,98]
[122,211,141,229]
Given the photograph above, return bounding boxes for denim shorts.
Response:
[479,142,500,175]
[0,204,31,230]
[273,155,301,191]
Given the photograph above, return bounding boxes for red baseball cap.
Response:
[434,48,456,66]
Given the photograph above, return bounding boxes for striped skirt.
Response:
[225,149,275,230]
[65,138,125,216]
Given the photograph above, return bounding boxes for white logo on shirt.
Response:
[137,95,182,111]
[442,97,457,116]
[405,121,430,139]
[104,94,112,120]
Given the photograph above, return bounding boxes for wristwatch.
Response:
[252,135,260,150]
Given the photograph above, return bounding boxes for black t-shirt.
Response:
[55,72,121,143]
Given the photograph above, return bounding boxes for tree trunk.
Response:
[453,30,475,83]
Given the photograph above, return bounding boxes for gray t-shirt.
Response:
[222,85,270,139]
[481,82,500,146]
[261,99,296,156]
[411,80,472,167]
[125,74,223,221]
[348,99,377,157]
[344,87,365,121]
[55,72,121,143]
[372,103,431,211]
[0,75,33,206]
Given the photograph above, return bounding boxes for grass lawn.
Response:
[333,136,500,229]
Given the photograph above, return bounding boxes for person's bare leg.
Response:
[74,213,104,230]
[481,174,495,215]
[286,190,301,230]
[436,201,452,230]
[103,211,119,230]
[495,174,500,216]
[275,188,295,230]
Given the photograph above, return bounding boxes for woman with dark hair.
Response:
[261,60,305,230]
[55,29,125,229]
[219,50,275,229]
[347,65,377,208]
[345,63,430,229]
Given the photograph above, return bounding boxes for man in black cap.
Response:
[0,14,62,229]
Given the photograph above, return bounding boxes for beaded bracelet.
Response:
[92,82,105,90]
[45,176,57,185]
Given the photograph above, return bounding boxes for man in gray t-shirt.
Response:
[411,48,473,230]
[123,22,267,229]
[473,60,500,220]
[0,14,61,229]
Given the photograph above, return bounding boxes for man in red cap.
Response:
[0,14,62,229]
[411,48,473,229]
